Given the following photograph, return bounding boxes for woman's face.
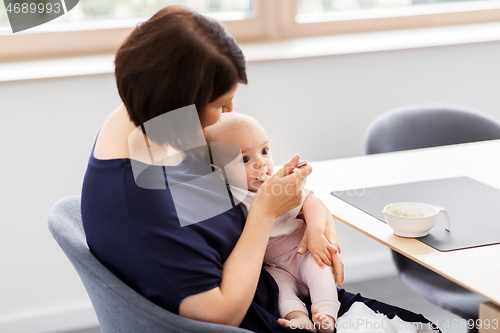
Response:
[200,84,238,128]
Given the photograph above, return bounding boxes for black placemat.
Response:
[331,177,500,251]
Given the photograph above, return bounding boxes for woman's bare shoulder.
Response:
[93,104,136,160]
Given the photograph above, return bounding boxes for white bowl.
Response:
[382,202,451,238]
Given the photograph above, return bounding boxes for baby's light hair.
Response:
[203,112,261,143]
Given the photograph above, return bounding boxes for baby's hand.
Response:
[307,233,337,268]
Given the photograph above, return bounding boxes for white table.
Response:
[307,139,500,332]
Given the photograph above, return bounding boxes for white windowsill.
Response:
[240,21,500,61]
[1,21,500,83]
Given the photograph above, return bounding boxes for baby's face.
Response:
[225,121,275,192]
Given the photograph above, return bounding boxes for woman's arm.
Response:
[179,209,275,326]
[179,155,312,326]
[325,211,344,286]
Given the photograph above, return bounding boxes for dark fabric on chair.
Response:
[48,196,253,333]
[365,104,500,155]
[364,104,498,322]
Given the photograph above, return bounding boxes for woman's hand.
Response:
[324,214,344,287]
[324,213,341,254]
[251,154,312,221]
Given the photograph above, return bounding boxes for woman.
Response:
[82,6,438,332]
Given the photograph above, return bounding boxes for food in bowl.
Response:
[385,204,425,217]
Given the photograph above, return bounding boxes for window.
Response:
[0,3,7,25]
[0,0,267,61]
[1,0,499,61]
[0,0,252,25]
[287,0,500,38]
[297,0,498,16]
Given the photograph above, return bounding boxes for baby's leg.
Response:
[265,265,317,332]
[297,253,341,333]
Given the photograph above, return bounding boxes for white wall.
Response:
[238,41,500,164]
[0,75,121,333]
[1,40,499,332]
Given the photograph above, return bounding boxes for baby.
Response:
[204,113,340,333]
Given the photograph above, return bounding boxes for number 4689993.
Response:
[6,2,62,14]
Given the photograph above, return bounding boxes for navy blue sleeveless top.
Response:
[81,141,303,332]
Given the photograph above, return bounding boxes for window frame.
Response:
[278,0,500,38]
[0,0,276,61]
[1,0,500,62]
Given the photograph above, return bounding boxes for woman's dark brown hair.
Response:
[115,6,247,144]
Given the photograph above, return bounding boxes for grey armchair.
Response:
[364,104,500,329]
[48,196,253,333]
[365,103,500,155]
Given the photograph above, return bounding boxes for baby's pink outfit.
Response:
[239,188,340,321]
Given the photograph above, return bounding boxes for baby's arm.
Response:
[302,193,338,268]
